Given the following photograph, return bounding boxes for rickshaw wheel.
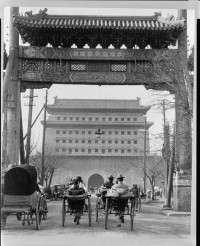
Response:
[130,199,135,231]
[36,198,42,230]
[62,198,66,227]
[104,197,109,229]
[95,197,99,222]
[88,197,91,227]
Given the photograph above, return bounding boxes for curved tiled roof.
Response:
[46,99,151,112]
[13,13,185,31]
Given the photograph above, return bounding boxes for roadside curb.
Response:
[161,210,191,216]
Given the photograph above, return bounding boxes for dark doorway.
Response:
[88,174,104,189]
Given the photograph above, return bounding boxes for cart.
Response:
[62,193,91,227]
[1,164,44,230]
[104,194,135,231]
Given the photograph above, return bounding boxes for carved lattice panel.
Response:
[70,64,87,71]
[111,64,127,72]
[22,60,40,70]
[44,61,53,71]
[56,61,66,71]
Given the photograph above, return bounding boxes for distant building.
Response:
[43,97,153,188]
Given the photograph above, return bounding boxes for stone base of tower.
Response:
[173,172,192,212]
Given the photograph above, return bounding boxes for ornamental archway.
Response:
[3,8,192,212]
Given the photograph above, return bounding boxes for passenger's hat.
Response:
[108,175,114,179]
[116,174,125,179]
[76,176,83,182]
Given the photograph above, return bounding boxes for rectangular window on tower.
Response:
[88,149,91,154]
[63,117,67,120]
[134,140,137,144]
[62,140,66,143]
[57,117,60,120]
[56,139,59,143]
[63,131,66,134]
[56,130,60,134]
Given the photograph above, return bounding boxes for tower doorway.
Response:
[88,174,104,189]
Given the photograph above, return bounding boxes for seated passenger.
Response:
[103,175,114,189]
[68,177,86,225]
[110,174,129,227]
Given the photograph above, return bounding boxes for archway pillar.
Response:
[173,9,192,212]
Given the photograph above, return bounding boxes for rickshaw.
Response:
[62,191,92,227]
[95,187,109,222]
[1,164,45,230]
[104,193,136,231]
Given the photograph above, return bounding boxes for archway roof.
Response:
[13,9,186,48]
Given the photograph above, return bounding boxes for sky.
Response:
[3,6,195,155]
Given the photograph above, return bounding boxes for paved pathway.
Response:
[1,197,193,246]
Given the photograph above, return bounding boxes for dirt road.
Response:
[1,196,192,246]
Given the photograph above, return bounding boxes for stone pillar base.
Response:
[173,172,191,212]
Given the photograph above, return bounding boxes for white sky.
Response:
[2,6,196,154]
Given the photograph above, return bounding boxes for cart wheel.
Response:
[95,197,99,222]
[105,197,109,229]
[138,197,141,212]
[88,197,91,227]
[130,199,135,231]
[62,198,66,227]
[36,198,42,230]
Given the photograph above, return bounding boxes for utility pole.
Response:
[143,115,147,195]
[2,7,20,166]
[41,90,48,186]
[23,105,45,141]
[25,89,35,164]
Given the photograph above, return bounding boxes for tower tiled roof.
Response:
[47,98,151,112]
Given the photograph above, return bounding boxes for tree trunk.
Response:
[48,168,55,189]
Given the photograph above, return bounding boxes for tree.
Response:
[130,155,165,200]
[3,43,8,71]
[30,150,66,189]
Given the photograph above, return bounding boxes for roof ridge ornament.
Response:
[25,8,48,18]
[157,14,185,26]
